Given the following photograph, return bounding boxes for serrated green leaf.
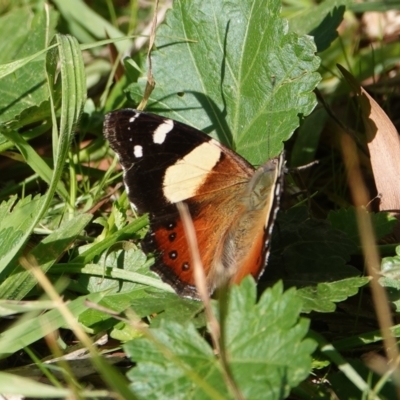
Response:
[127,0,320,164]
[297,276,369,313]
[124,279,315,400]
[73,248,179,329]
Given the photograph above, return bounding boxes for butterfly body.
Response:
[104,109,283,299]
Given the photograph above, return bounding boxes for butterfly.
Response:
[104,109,284,299]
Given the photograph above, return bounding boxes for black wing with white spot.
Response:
[104,108,215,213]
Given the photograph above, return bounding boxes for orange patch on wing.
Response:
[151,213,218,296]
[231,228,265,284]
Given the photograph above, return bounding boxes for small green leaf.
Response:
[297,277,369,313]
[380,246,400,311]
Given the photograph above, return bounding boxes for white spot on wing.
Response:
[163,141,221,202]
[122,169,130,194]
[153,120,174,144]
[134,145,143,158]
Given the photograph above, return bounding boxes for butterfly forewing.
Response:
[104,108,283,299]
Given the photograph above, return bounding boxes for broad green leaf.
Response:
[130,292,205,328]
[127,0,320,164]
[0,213,93,300]
[83,247,149,294]
[124,279,315,399]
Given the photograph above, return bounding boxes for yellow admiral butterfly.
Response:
[104,109,284,299]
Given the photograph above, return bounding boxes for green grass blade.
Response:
[0,373,71,398]
[0,292,103,358]
[0,34,86,276]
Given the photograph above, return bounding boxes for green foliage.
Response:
[126,0,320,162]
[267,207,369,312]
[288,0,347,52]
[0,212,93,300]
[328,207,398,244]
[125,280,315,400]
[0,292,103,358]
[0,6,58,125]
[0,0,399,398]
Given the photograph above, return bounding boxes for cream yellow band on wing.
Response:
[163,140,221,203]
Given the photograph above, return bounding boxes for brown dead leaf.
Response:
[338,64,400,213]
